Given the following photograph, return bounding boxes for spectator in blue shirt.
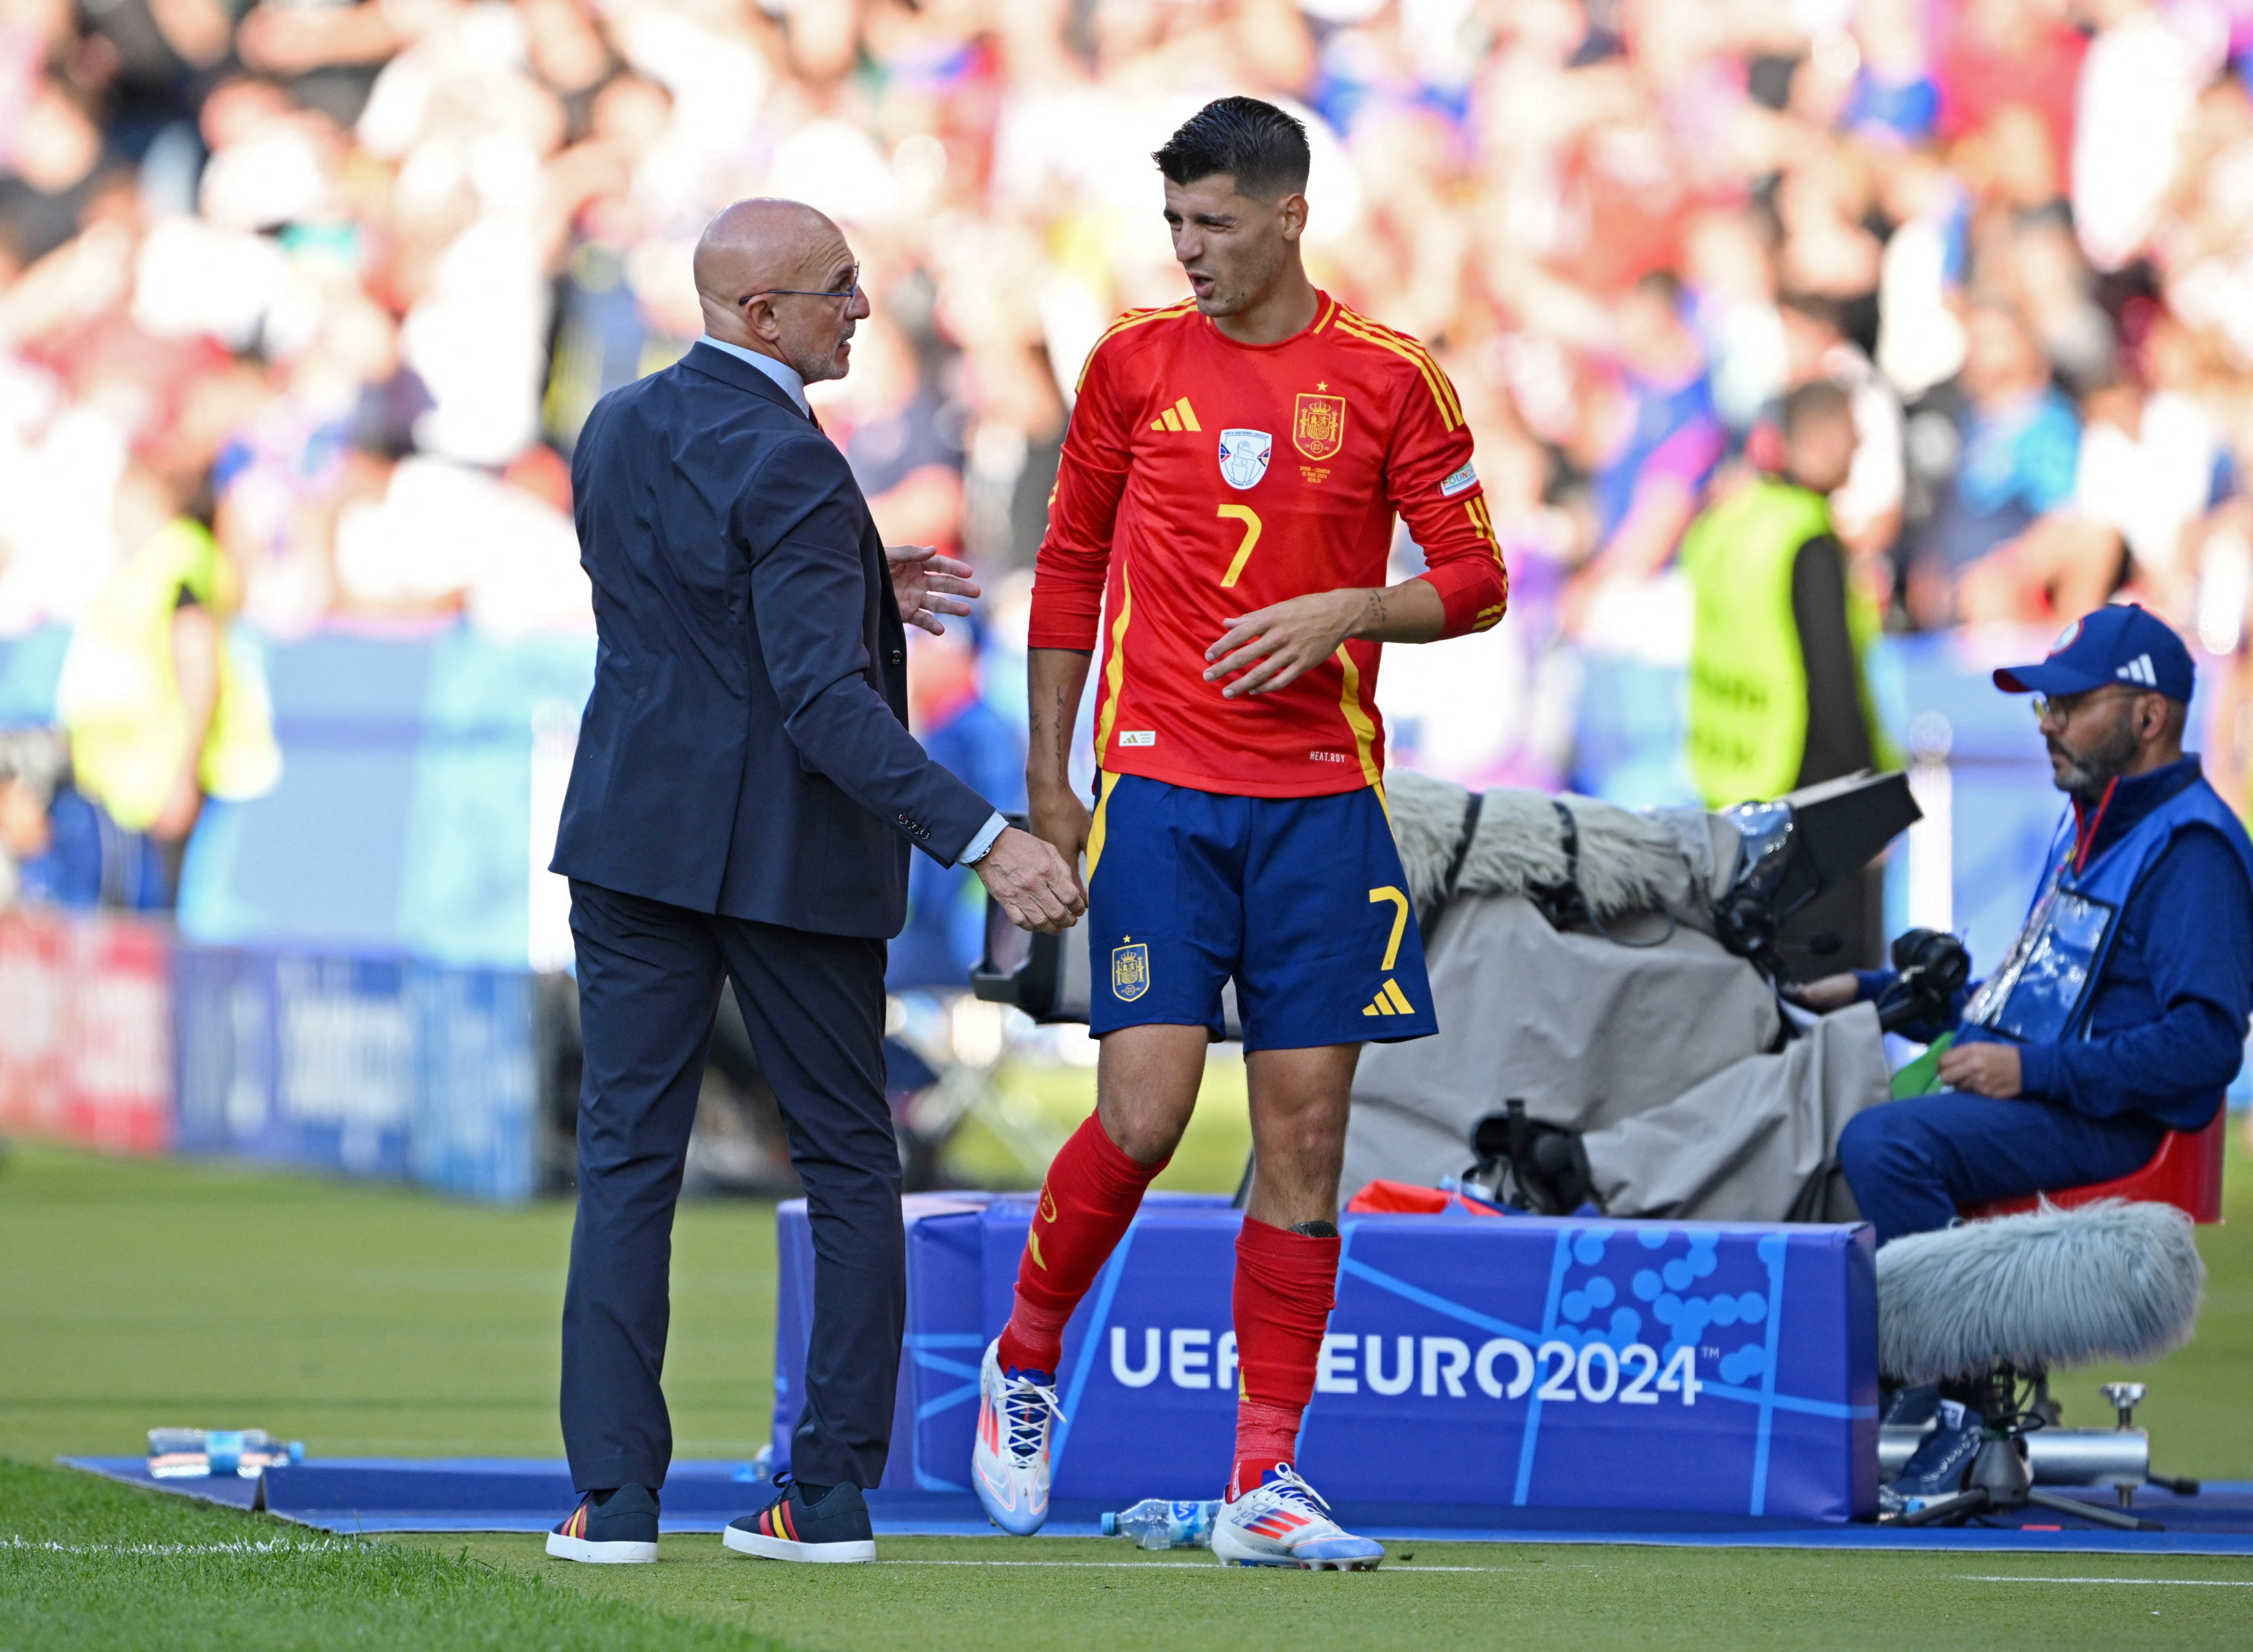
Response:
[1563,271,1728,633]
[1904,298,2080,624]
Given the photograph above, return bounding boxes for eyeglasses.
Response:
[739,264,862,308]
[2032,685,2145,724]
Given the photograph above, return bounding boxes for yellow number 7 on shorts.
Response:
[1368,886,1409,969]
[1363,886,1415,1018]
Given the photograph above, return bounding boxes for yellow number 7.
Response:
[1216,505,1262,588]
[1368,886,1409,969]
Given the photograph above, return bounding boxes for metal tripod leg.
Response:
[1892,1489,1990,1527]
[2024,1488,2162,1532]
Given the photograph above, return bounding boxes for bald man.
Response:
[546,199,1081,1566]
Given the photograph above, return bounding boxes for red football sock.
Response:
[996,1113,1168,1376]
[1229,1217,1340,1497]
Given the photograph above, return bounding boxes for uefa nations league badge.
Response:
[1217,429,1272,490]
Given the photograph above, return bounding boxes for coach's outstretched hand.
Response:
[975,826,1085,934]
[887,544,981,636]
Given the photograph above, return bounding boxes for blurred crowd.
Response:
[6,0,2253,964]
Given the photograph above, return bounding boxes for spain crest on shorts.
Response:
[1111,942,1150,1002]
[1293,392,1346,460]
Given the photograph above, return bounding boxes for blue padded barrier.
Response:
[775,1194,1879,1523]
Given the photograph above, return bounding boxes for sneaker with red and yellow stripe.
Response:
[723,1475,876,1564]
[545,1484,659,1563]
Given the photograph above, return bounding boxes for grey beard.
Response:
[2051,719,2142,802]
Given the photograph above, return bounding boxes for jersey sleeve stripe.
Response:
[1464,496,1504,566]
[1382,328,1464,428]
[1332,305,1464,424]
[1075,300,1199,391]
[1332,314,1463,430]
[1385,331,1466,428]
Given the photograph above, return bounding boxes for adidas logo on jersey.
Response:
[1149,397,1201,432]
[1362,979,1415,1017]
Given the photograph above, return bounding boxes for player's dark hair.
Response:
[1153,97,1310,200]
[1781,378,1853,439]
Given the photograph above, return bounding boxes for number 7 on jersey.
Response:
[1215,505,1261,588]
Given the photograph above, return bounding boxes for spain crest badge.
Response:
[1111,942,1150,1002]
[1293,392,1346,460]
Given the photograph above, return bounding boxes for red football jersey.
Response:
[1028,292,1508,798]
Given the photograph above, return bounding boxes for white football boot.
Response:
[971,1338,1064,1536]
[1211,1464,1384,1570]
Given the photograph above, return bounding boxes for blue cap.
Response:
[1993,604,2194,703]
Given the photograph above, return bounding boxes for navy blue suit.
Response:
[553,342,992,1495]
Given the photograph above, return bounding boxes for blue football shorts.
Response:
[1084,771,1438,1051]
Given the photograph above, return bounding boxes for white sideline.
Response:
[4,1536,359,1556]
[1961,1575,2253,1588]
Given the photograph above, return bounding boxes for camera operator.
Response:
[1796,605,2253,1247]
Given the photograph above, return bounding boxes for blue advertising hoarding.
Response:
[774,1193,1879,1522]
[174,943,540,1199]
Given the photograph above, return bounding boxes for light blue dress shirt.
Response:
[696,334,811,414]
[694,337,1008,866]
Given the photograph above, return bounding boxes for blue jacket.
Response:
[552,342,993,937]
[1860,756,2253,1131]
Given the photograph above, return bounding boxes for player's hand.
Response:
[1937,1040,2022,1099]
[1203,589,1364,699]
[1783,973,1860,1012]
[1027,787,1093,878]
[975,826,1085,935]
[887,544,980,637]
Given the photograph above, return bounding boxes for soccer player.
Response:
[970,97,1508,1570]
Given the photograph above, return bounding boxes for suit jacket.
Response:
[552,341,993,938]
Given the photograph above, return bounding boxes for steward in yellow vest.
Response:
[57,469,280,889]
[1682,380,1889,810]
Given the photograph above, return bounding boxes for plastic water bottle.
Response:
[1101,1498,1219,1550]
[146,1429,302,1479]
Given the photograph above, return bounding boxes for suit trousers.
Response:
[561,879,905,1494]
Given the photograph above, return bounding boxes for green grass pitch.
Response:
[5,1135,2253,1649]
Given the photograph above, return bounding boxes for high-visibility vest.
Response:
[1680,476,1885,808]
[58,518,280,831]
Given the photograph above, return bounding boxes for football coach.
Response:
[543,198,1082,1566]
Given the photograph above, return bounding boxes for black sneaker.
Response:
[1881,1402,1984,1512]
[546,1483,660,1563]
[1880,1382,1941,1428]
[724,1475,876,1564]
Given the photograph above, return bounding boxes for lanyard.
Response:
[2070,777,2118,875]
